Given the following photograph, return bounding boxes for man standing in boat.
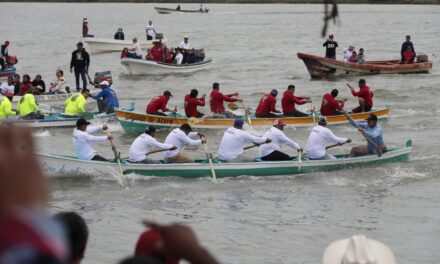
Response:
[163,124,205,163]
[259,119,303,161]
[345,113,386,157]
[128,126,176,164]
[281,85,311,117]
[179,35,191,64]
[146,90,177,116]
[146,21,156,41]
[217,118,271,162]
[305,116,351,160]
[320,89,346,116]
[73,118,112,161]
[255,89,281,118]
[184,89,206,118]
[209,82,241,117]
[0,40,9,70]
[70,42,90,92]
[114,28,125,40]
[347,79,373,113]
[323,34,338,60]
[400,35,415,64]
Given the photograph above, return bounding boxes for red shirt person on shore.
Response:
[281,85,311,117]
[255,89,280,118]
[146,90,175,116]
[209,82,241,115]
[347,79,374,113]
[320,89,346,116]
[184,89,206,118]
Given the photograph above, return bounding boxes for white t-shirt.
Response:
[163,128,201,158]
[343,48,352,62]
[72,126,107,160]
[0,83,14,94]
[146,25,156,38]
[179,41,190,50]
[132,43,142,56]
[259,127,301,158]
[217,127,267,161]
[305,125,348,159]
[129,133,173,162]
[175,53,183,65]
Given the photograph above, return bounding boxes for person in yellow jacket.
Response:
[64,88,90,115]
[0,91,16,118]
[17,88,43,119]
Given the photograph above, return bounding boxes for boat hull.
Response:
[120,58,212,75]
[297,52,433,79]
[154,7,209,14]
[38,140,412,178]
[0,67,16,80]
[84,37,155,54]
[115,108,390,133]
[11,93,95,111]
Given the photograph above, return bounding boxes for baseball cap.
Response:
[366,114,378,121]
[270,89,278,96]
[273,119,286,127]
[163,90,173,97]
[135,229,179,264]
[234,118,244,127]
[145,126,156,134]
[5,91,14,97]
[99,81,110,86]
[322,235,396,264]
[319,116,327,123]
[76,118,90,127]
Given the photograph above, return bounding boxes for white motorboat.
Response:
[83,37,156,54]
[120,58,212,75]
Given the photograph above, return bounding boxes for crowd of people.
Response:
[121,35,206,65]
[323,34,417,64]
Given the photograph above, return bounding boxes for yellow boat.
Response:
[115,107,390,133]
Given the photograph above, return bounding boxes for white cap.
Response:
[99,80,109,86]
[323,235,396,264]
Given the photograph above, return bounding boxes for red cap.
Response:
[6,91,14,97]
[273,119,286,127]
[134,229,179,264]
[5,40,10,45]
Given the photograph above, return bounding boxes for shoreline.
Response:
[1,0,439,4]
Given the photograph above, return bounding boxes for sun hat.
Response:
[322,235,396,264]
[273,119,286,127]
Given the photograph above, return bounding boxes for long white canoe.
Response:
[84,37,156,54]
[38,140,412,178]
[120,58,212,75]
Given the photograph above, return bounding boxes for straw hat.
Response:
[323,235,396,264]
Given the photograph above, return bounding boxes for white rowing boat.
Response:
[84,37,157,54]
[120,58,212,75]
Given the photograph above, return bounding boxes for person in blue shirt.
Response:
[92,81,119,113]
[347,113,386,157]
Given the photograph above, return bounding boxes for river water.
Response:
[2,3,440,263]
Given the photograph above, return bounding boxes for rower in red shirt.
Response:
[209,82,241,116]
[347,79,374,113]
[146,90,176,116]
[184,89,206,118]
[320,89,346,116]
[255,89,281,118]
[281,84,311,117]
[150,41,164,62]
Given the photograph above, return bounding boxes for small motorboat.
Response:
[84,37,157,54]
[154,6,209,14]
[120,58,212,75]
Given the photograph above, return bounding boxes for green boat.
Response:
[38,140,412,178]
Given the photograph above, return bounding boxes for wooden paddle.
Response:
[236,94,252,125]
[201,136,217,182]
[105,129,124,175]
[326,141,348,149]
[344,113,382,157]
[309,103,316,126]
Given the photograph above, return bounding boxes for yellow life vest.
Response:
[17,94,39,117]
[0,97,16,118]
[64,93,86,115]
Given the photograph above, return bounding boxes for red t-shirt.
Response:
[403,50,415,63]
[255,94,277,116]
[209,90,238,114]
[281,90,307,115]
[351,85,373,108]
[150,46,163,62]
[146,95,168,114]
[184,95,205,117]
[82,24,88,36]
[320,93,344,116]
[19,82,33,96]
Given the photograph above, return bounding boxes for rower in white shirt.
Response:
[178,35,190,50]
[259,119,303,161]
[217,118,271,162]
[128,126,176,163]
[163,124,205,163]
[72,118,112,161]
[305,116,351,160]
